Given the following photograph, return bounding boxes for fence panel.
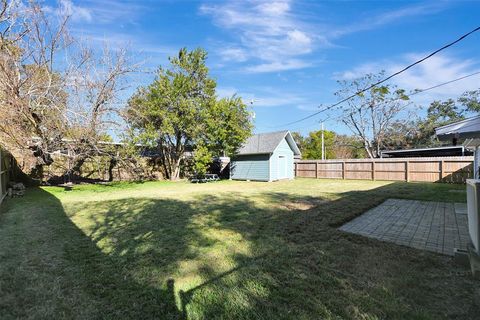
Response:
[294,156,474,183]
[0,149,9,205]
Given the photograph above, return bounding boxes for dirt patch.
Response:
[280,198,326,211]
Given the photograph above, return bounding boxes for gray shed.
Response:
[230,131,301,181]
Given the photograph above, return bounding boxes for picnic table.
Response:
[190,173,220,183]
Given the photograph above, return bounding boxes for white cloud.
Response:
[331,2,449,38]
[59,0,92,22]
[200,1,449,73]
[216,87,239,98]
[251,94,305,107]
[216,86,307,108]
[200,0,316,73]
[256,1,290,15]
[218,47,248,62]
[335,53,480,106]
[46,0,146,25]
[43,0,93,22]
[246,59,310,73]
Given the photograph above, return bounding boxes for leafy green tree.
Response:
[125,48,252,180]
[192,143,212,176]
[417,99,465,146]
[202,95,253,157]
[302,130,336,160]
[192,96,252,175]
[458,89,480,112]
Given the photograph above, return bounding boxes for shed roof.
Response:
[381,146,472,158]
[236,130,301,156]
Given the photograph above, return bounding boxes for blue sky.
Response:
[48,0,480,136]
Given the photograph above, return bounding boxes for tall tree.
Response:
[0,0,70,178]
[63,45,135,177]
[125,48,252,180]
[192,95,252,175]
[302,130,336,160]
[202,95,253,158]
[335,72,409,158]
[0,0,135,180]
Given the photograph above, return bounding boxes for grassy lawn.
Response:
[1,178,479,319]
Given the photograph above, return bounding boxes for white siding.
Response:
[270,138,294,180]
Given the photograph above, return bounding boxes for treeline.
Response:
[0,1,252,182]
[292,131,366,160]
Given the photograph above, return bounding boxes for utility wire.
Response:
[327,70,480,121]
[271,26,480,128]
[280,70,480,136]
[409,70,480,96]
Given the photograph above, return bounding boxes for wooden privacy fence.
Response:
[294,156,474,183]
[0,148,10,205]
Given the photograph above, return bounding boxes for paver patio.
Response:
[339,199,470,256]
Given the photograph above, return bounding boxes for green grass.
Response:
[1,178,479,319]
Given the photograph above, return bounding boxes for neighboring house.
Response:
[436,115,480,179]
[230,131,301,182]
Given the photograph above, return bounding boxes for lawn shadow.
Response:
[170,183,479,319]
[0,188,185,319]
[2,181,479,319]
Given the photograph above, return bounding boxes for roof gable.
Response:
[236,131,301,156]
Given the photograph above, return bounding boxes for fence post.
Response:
[440,160,444,182]
[294,162,297,177]
[0,148,6,205]
[372,161,376,181]
[342,161,345,179]
[0,149,2,202]
[405,160,410,182]
[315,161,318,179]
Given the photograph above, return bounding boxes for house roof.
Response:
[436,115,480,140]
[236,130,301,156]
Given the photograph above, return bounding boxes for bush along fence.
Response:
[294,156,474,183]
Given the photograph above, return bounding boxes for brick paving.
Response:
[339,199,470,256]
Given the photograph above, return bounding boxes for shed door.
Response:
[277,155,287,179]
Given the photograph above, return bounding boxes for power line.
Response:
[409,70,480,96]
[332,70,480,120]
[271,26,480,128]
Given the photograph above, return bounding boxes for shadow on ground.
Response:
[0,182,479,319]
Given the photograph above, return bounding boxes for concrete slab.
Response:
[339,199,470,256]
[455,203,467,215]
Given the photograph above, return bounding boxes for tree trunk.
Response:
[107,157,117,182]
[29,146,54,180]
[170,158,182,180]
[71,156,87,177]
[364,142,374,159]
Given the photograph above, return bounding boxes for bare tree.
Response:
[334,72,410,158]
[0,0,71,178]
[63,44,136,178]
[0,1,136,181]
